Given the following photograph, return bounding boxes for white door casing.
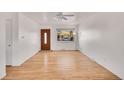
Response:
[6,19,12,65]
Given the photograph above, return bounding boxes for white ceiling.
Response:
[21,12,79,25]
[21,12,98,25]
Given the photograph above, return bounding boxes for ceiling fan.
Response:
[56,12,74,20]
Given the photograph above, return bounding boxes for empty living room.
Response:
[0,12,123,80]
[1,1,124,93]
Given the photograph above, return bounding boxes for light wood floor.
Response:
[3,51,120,80]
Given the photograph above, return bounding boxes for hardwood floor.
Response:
[2,51,120,80]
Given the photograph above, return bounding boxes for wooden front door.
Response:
[41,29,51,50]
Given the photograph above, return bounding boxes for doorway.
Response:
[41,29,51,50]
[6,19,12,66]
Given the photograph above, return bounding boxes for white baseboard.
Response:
[0,72,6,80]
[79,49,122,80]
[12,50,40,66]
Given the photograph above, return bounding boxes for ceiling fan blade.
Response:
[62,16,68,20]
[56,12,69,20]
[63,15,74,16]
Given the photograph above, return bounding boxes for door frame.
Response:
[41,29,51,50]
[5,19,13,66]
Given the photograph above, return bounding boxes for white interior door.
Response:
[6,19,12,65]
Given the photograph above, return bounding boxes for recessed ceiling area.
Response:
[21,12,79,25]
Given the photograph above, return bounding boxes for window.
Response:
[44,32,47,44]
[56,28,75,41]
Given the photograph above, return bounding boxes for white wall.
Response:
[12,13,41,66]
[0,13,41,79]
[41,24,78,50]
[0,13,18,78]
[16,12,79,51]
[0,13,6,78]
[78,13,124,79]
